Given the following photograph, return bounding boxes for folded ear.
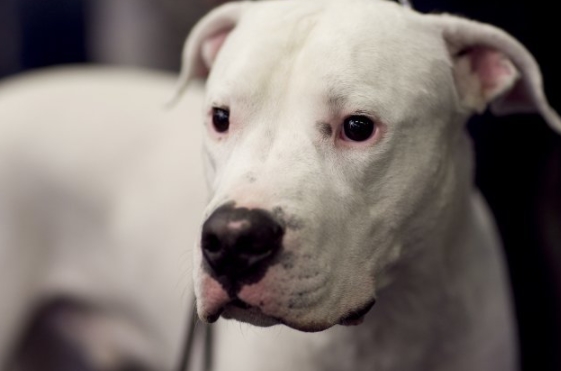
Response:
[168,1,250,105]
[430,14,561,134]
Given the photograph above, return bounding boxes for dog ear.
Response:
[431,14,561,134]
[169,1,250,105]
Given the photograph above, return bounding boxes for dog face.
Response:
[175,0,561,332]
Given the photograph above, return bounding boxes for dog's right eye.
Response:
[212,107,230,133]
[341,115,376,142]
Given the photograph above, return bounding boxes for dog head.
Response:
[175,0,561,332]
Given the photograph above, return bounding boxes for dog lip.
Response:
[203,297,249,323]
[230,298,252,310]
[212,297,377,331]
[202,298,229,323]
[205,310,223,323]
[338,299,377,326]
[221,300,284,328]
[277,319,334,333]
[219,300,369,332]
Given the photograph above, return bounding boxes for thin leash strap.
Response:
[176,302,198,371]
[176,298,213,371]
[203,322,214,371]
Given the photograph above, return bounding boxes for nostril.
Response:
[202,233,221,253]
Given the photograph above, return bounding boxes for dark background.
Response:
[0,0,559,370]
[413,2,561,370]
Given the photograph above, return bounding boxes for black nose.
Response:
[201,205,284,281]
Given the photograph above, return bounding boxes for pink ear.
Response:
[432,13,561,133]
[453,47,520,113]
[168,2,249,106]
[201,28,234,71]
[470,48,519,101]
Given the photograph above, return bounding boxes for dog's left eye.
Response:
[342,115,376,142]
[212,107,230,133]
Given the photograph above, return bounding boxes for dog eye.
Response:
[342,115,376,142]
[212,107,230,133]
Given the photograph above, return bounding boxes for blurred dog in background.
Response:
[0,68,207,370]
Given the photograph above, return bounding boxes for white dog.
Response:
[0,68,207,370]
[1,0,560,370]
[174,0,561,370]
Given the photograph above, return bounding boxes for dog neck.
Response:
[340,130,518,371]
[287,189,515,371]
[362,192,515,370]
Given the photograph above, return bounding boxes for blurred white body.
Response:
[0,68,206,370]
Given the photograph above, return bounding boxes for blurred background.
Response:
[0,0,220,76]
[0,0,560,370]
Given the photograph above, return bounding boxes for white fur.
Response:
[0,67,207,370]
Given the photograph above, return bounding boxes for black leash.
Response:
[203,320,213,371]
[176,298,213,371]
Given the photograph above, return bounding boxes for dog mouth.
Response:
[205,298,281,328]
[338,299,377,326]
[220,299,282,327]
[205,297,376,332]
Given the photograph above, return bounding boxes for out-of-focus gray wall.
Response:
[0,0,231,77]
[88,0,223,71]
